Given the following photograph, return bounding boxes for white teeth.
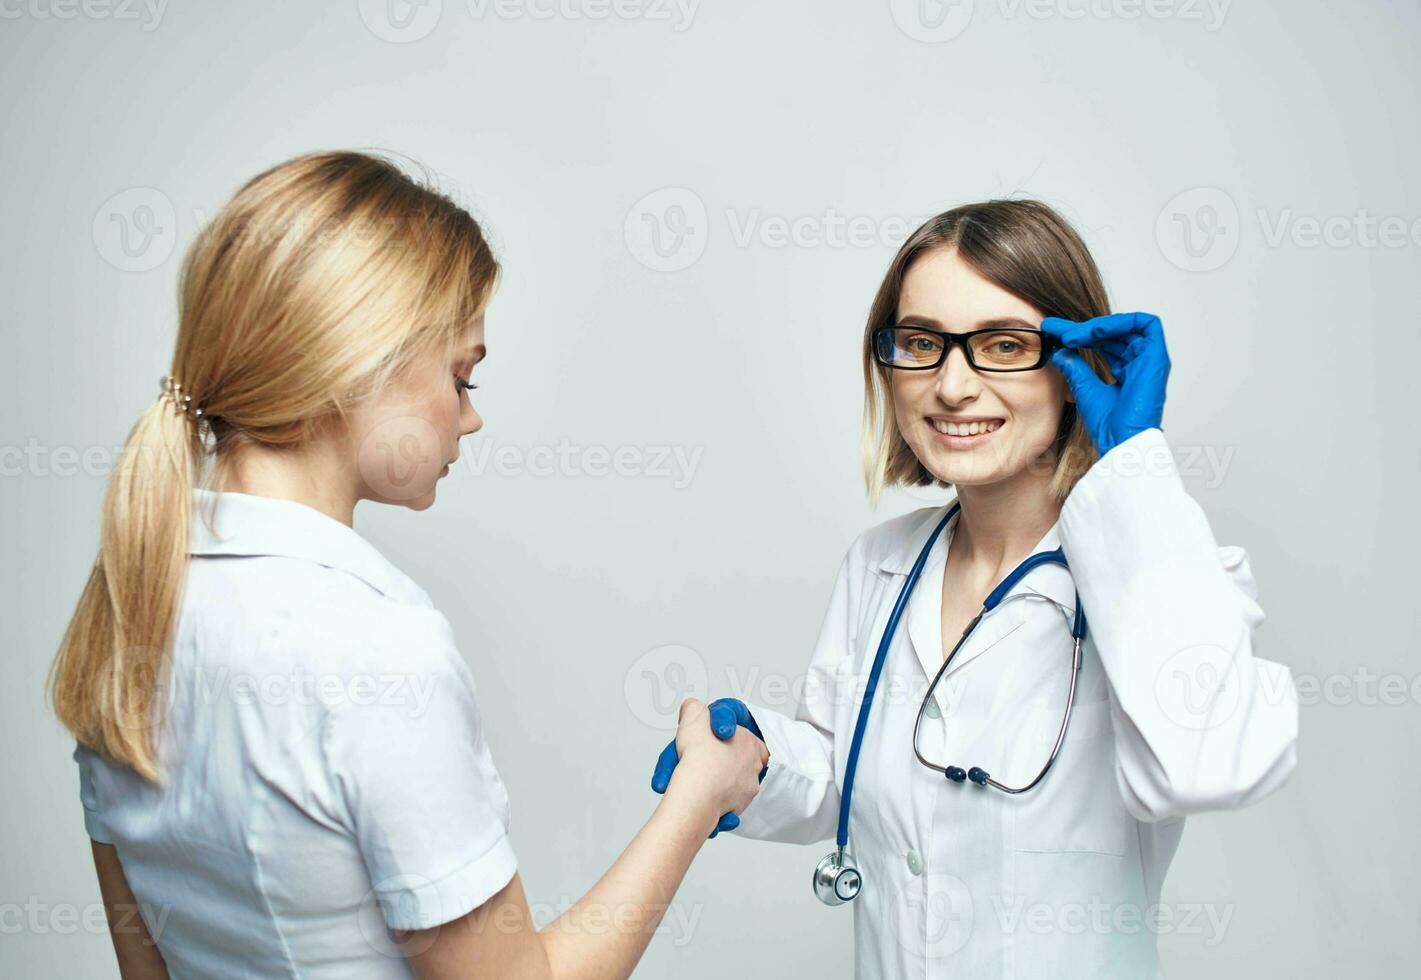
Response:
[931,419,1003,436]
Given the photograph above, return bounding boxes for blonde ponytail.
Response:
[50,150,499,780]
[51,392,202,781]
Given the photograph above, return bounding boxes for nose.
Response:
[933,343,981,405]
[460,400,483,438]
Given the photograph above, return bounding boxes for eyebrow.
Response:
[458,343,487,363]
[895,315,1038,330]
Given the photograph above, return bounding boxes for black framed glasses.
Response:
[872,325,1061,373]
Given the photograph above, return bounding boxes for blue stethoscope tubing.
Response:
[815,501,1089,906]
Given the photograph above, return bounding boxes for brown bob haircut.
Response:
[861,199,1114,506]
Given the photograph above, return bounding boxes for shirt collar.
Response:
[873,499,1077,613]
[189,489,434,608]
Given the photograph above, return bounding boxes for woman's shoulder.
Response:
[301,587,464,680]
[183,554,462,679]
[842,502,953,573]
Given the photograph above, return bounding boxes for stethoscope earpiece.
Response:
[944,766,992,786]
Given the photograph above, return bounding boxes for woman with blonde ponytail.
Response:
[51,151,767,979]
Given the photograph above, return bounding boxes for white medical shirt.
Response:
[74,489,517,978]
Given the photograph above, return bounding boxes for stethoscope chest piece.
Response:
[814,847,862,906]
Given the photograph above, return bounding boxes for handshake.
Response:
[650,698,769,839]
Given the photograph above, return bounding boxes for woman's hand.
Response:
[403,700,770,980]
[1042,311,1171,455]
[657,698,768,838]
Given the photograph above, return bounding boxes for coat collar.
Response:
[188,489,433,608]
[875,500,1079,683]
[871,500,1078,613]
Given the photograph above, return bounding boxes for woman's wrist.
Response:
[654,779,721,840]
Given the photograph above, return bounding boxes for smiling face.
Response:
[890,248,1072,489]
[350,313,486,510]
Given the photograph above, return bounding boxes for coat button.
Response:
[906,849,924,876]
[924,698,942,720]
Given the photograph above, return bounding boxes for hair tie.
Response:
[158,375,205,419]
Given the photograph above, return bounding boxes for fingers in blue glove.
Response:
[1050,348,1110,398]
[1041,312,1161,347]
[708,697,765,741]
[1044,313,1168,382]
[708,697,768,782]
[708,811,741,839]
[654,697,769,838]
[708,699,748,740]
[650,737,679,795]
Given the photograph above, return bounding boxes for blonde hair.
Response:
[49,150,499,781]
[861,200,1114,506]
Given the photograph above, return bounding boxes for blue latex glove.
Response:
[1041,312,1171,455]
[650,697,767,839]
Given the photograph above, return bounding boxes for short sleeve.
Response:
[73,743,115,845]
[322,612,517,932]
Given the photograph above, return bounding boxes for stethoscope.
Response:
[812,502,1089,907]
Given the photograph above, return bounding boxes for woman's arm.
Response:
[89,841,169,980]
[654,546,867,846]
[398,698,767,980]
[1057,427,1299,821]
[1046,312,1298,821]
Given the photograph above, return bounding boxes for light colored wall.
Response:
[3,1,1417,975]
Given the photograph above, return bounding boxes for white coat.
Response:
[735,428,1299,978]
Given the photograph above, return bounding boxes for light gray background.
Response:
[3,1,1418,976]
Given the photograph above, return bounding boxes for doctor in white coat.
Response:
[651,200,1299,978]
